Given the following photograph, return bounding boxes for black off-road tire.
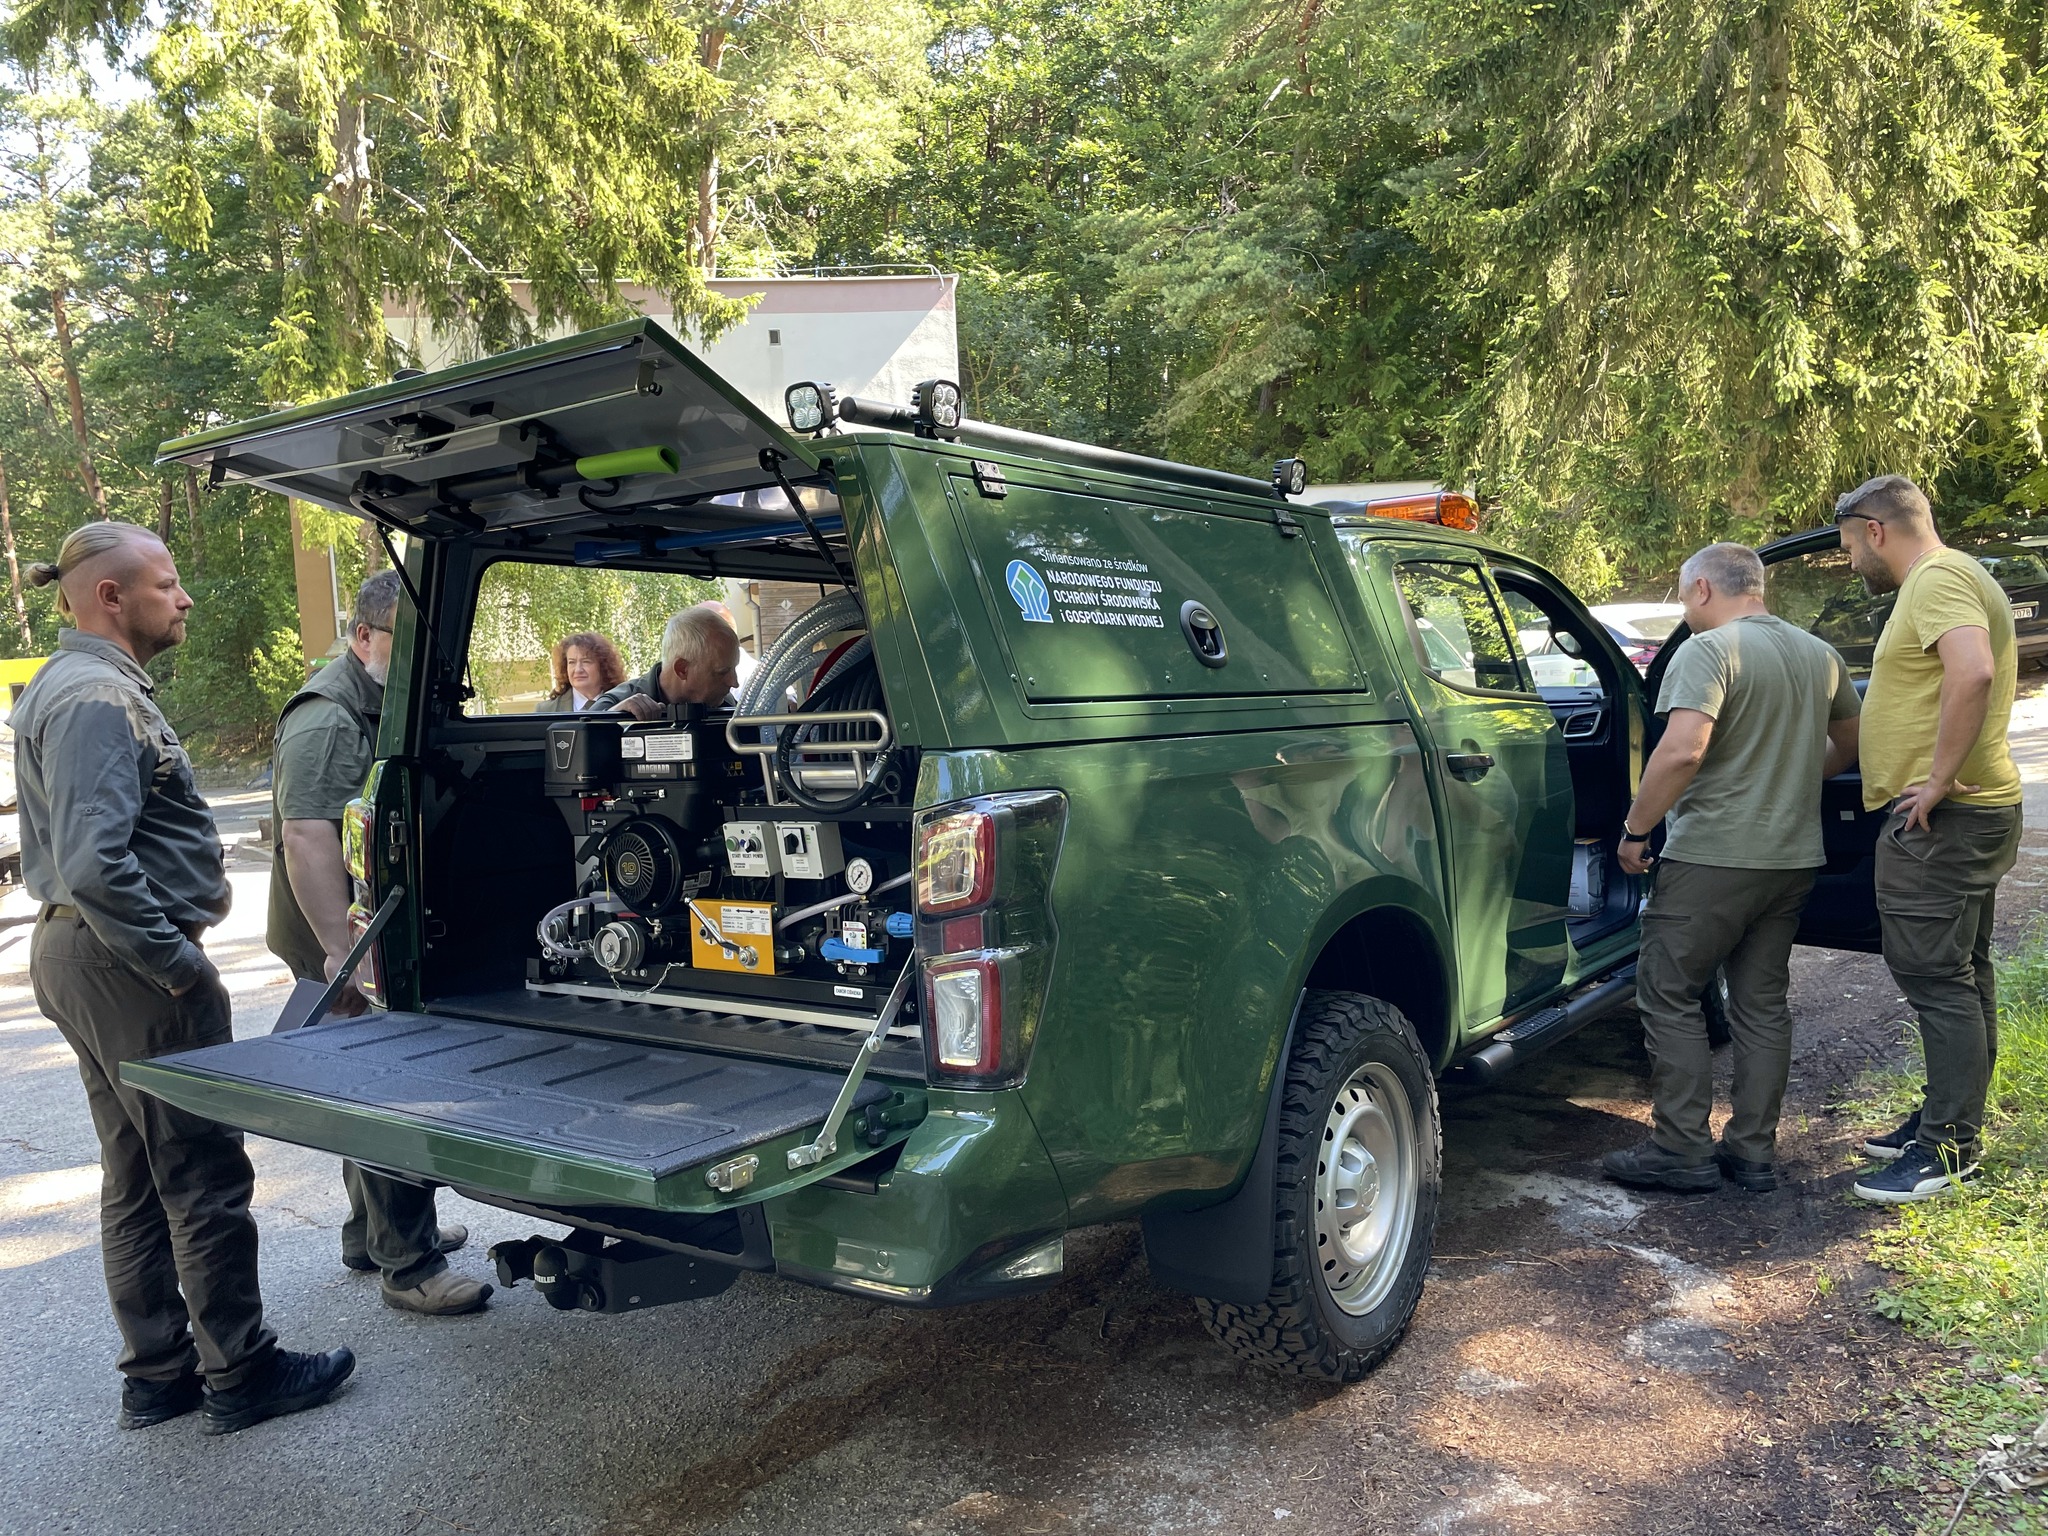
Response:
[1195,989,1441,1381]
[1702,966,1732,1050]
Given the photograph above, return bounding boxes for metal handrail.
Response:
[724,710,893,806]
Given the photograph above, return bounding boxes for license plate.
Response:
[2013,602,2037,621]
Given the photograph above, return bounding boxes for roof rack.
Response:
[835,395,1283,503]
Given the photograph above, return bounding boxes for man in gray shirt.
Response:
[1602,543,1861,1193]
[16,522,353,1434]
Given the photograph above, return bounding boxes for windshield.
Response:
[1978,553,2048,586]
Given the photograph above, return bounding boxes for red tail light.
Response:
[913,792,1065,1088]
[916,809,996,912]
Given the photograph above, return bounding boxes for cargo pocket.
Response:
[1877,890,1973,980]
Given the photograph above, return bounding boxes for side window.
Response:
[1762,546,1890,679]
[1496,587,1604,696]
[463,560,720,716]
[1392,561,1528,694]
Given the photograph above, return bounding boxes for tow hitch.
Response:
[490,1231,740,1313]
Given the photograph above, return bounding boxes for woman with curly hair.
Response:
[539,631,626,712]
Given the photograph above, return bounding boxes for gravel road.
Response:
[5,710,2047,1536]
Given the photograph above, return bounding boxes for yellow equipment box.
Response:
[690,900,777,974]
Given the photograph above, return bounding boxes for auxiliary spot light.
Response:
[1273,458,1309,498]
[784,381,838,435]
[913,379,964,439]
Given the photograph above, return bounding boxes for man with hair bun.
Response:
[1603,540,1861,1195]
[268,566,490,1313]
[1837,475,2024,1203]
[15,522,354,1434]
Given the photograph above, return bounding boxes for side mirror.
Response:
[1554,630,1584,658]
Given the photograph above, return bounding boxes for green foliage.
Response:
[464,561,715,710]
[5,0,2048,758]
[685,0,933,276]
[1848,933,2048,1534]
[1403,0,2048,566]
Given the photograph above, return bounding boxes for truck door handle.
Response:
[1444,751,1495,781]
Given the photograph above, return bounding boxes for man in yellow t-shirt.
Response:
[1836,475,2023,1204]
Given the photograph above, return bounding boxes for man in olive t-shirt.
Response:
[1602,543,1860,1194]
[269,570,490,1314]
[1836,475,2023,1204]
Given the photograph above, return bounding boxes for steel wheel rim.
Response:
[1314,1060,1418,1317]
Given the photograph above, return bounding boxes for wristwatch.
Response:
[1620,822,1652,844]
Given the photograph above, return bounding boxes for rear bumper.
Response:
[765,1093,1070,1302]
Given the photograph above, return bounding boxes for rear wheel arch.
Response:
[1141,901,1454,1309]
[1303,904,1455,1071]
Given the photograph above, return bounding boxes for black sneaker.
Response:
[1851,1144,1980,1204]
[200,1347,356,1436]
[118,1371,203,1430]
[1715,1145,1778,1193]
[1862,1110,1921,1162]
[1601,1139,1721,1191]
[343,1223,469,1273]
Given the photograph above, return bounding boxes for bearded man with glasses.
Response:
[1834,475,2025,1204]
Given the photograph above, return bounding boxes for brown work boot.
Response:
[381,1269,493,1316]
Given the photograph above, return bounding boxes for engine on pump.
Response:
[528,596,917,1023]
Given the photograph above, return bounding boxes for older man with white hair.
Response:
[1603,542,1862,1195]
[593,604,743,719]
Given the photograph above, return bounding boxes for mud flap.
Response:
[1141,997,1300,1305]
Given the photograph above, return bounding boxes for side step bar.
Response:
[1454,964,1638,1086]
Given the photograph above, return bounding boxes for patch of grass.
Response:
[1847,924,2048,1532]
[1877,1369,2048,1536]
[1862,929,2048,1359]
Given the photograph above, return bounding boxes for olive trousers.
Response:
[30,912,278,1389]
[280,963,446,1291]
[1636,859,1818,1164]
[1875,802,2023,1158]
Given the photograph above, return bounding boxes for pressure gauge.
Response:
[845,857,875,895]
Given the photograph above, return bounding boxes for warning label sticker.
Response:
[717,903,773,938]
[635,732,695,762]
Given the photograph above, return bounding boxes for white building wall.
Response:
[384,274,959,422]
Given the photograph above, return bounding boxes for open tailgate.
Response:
[121,1012,921,1212]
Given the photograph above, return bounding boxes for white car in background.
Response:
[1590,602,1686,672]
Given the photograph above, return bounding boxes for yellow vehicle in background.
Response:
[0,655,46,874]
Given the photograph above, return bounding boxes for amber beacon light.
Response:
[1366,490,1480,531]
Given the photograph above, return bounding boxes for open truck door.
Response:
[1640,526,1884,953]
[134,321,924,1296]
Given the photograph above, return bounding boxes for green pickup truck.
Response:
[132,320,1887,1379]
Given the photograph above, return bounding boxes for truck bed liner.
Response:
[121,1012,897,1208]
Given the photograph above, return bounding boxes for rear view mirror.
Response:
[1554,630,1584,657]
